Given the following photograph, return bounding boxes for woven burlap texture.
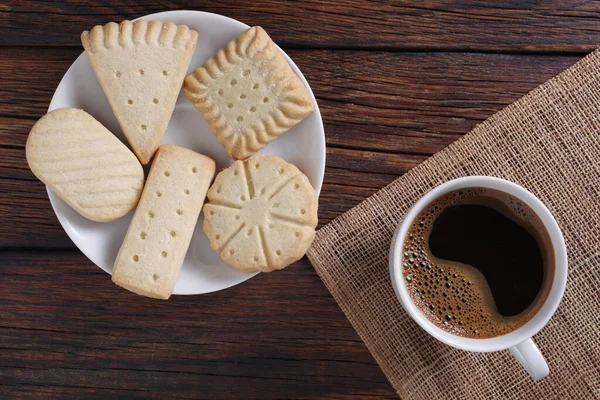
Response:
[307,50,600,399]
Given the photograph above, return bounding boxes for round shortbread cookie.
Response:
[203,156,318,273]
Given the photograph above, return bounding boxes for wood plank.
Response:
[308,51,578,154]
[0,117,33,147]
[0,179,72,248]
[0,250,395,399]
[0,146,411,248]
[1,1,600,52]
[0,49,76,120]
[0,47,580,147]
[0,47,582,247]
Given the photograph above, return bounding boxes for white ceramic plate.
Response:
[47,10,325,294]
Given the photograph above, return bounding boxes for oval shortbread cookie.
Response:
[203,156,318,273]
[26,108,144,222]
[184,27,314,160]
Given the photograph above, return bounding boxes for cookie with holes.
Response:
[203,156,318,273]
[82,20,198,164]
[112,145,215,299]
[183,26,314,160]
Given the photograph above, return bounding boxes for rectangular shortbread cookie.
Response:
[112,144,215,299]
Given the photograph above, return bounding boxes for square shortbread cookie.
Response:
[183,26,314,160]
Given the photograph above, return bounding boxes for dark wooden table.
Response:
[1,1,598,398]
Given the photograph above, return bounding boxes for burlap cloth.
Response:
[307,50,600,399]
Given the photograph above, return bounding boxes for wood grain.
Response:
[0,148,413,248]
[0,47,579,142]
[0,2,591,398]
[0,250,393,399]
[0,47,580,247]
[1,1,600,52]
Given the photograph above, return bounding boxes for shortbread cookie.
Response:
[112,145,215,299]
[26,108,144,222]
[183,26,314,160]
[203,156,317,273]
[82,20,198,164]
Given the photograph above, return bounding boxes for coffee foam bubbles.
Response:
[402,188,541,338]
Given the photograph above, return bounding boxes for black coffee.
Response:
[402,188,554,338]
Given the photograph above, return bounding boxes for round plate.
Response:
[47,10,325,294]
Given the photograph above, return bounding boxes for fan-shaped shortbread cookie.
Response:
[26,108,144,222]
[183,27,314,160]
[112,145,216,299]
[203,156,318,273]
[81,20,198,164]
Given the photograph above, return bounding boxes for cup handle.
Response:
[509,339,549,380]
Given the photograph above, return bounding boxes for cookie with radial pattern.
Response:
[183,26,314,160]
[82,20,198,164]
[203,156,318,273]
[26,108,144,222]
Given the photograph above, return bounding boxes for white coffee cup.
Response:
[389,176,568,380]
